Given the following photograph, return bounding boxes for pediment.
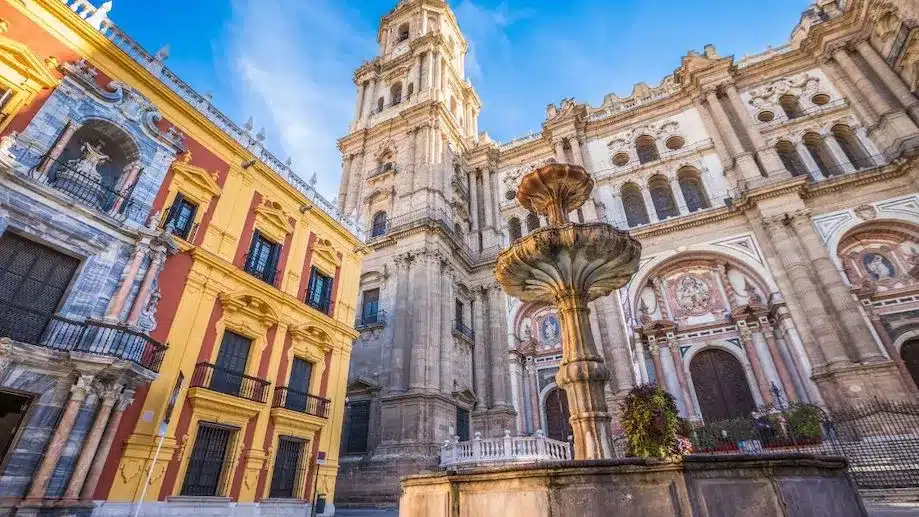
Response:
[255,199,294,243]
[288,323,333,352]
[452,388,477,406]
[219,291,280,325]
[312,238,342,274]
[0,35,58,88]
[171,151,221,204]
[347,377,381,394]
[640,319,676,338]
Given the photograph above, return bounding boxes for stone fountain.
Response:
[399,164,868,517]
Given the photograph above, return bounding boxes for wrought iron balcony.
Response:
[0,300,167,372]
[272,386,331,418]
[242,255,279,286]
[367,162,399,180]
[305,291,334,316]
[356,309,387,329]
[190,362,271,403]
[453,321,475,341]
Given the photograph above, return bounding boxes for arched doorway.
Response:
[690,349,756,423]
[901,339,919,390]
[544,388,572,442]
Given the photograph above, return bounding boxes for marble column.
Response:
[599,298,636,393]
[569,137,584,167]
[440,264,454,393]
[651,278,672,321]
[80,390,135,500]
[855,39,919,121]
[526,362,540,433]
[703,88,761,182]
[128,251,166,325]
[787,210,884,363]
[26,375,94,501]
[488,284,510,407]
[761,215,845,367]
[390,254,411,391]
[739,327,773,405]
[63,383,123,501]
[795,140,825,181]
[724,84,788,177]
[823,134,857,174]
[667,338,696,417]
[39,121,82,173]
[760,324,799,403]
[409,253,433,390]
[649,343,665,385]
[473,287,489,408]
[106,247,147,320]
[714,263,738,308]
[553,138,566,164]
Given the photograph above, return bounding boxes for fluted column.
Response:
[832,46,897,120]
[409,253,433,390]
[788,210,884,362]
[488,284,511,407]
[855,39,919,121]
[80,390,135,500]
[481,170,495,229]
[390,254,411,391]
[63,383,123,501]
[724,84,788,177]
[26,375,94,501]
[761,215,846,367]
[553,138,566,163]
[703,88,761,181]
[473,287,489,408]
[128,251,166,325]
[105,246,147,320]
[569,137,584,167]
[667,338,697,417]
[739,326,773,405]
[760,324,799,403]
[821,57,878,126]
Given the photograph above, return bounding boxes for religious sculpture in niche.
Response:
[66,140,109,182]
[863,252,896,280]
[541,315,560,344]
[674,275,712,315]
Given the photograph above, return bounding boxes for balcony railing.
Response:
[356,309,387,329]
[440,431,572,468]
[158,205,199,243]
[242,255,279,287]
[272,386,331,418]
[190,362,271,403]
[0,300,167,372]
[305,292,334,316]
[369,94,413,116]
[453,321,475,341]
[367,163,399,181]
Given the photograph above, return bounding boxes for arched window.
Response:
[390,83,403,105]
[901,339,919,390]
[508,217,522,242]
[779,95,803,119]
[544,388,572,442]
[377,97,384,112]
[775,140,808,177]
[397,23,410,42]
[620,182,649,227]
[635,135,659,164]
[406,83,414,99]
[677,168,710,212]
[371,211,388,238]
[803,132,837,177]
[525,212,540,233]
[831,124,872,170]
[648,175,679,220]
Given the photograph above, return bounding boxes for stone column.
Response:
[641,187,660,223]
[703,88,761,181]
[667,338,696,417]
[62,383,123,502]
[390,254,411,391]
[105,246,147,320]
[569,137,584,167]
[80,390,135,500]
[526,362,541,432]
[440,263,454,393]
[855,39,919,121]
[832,46,896,120]
[795,140,825,181]
[724,84,788,177]
[670,176,689,214]
[599,298,635,393]
[553,138,566,164]
[488,284,511,407]
[473,287,490,408]
[788,210,884,363]
[714,263,738,308]
[761,215,846,367]
[363,79,377,120]
[469,170,480,231]
[38,121,82,173]
[338,154,353,209]
[823,134,857,174]
[128,251,166,325]
[649,343,665,385]
[409,253,432,390]
[694,99,734,172]
[26,375,94,501]
[821,57,878,127]
[353,82,366,120]
[651,278,672,321]
[634,340,648,383]
[345,152,365,216]
[739,326,773,405]
[760,324,799,403]
[481,170,495,229]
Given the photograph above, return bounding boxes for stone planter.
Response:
[399,454,868,517]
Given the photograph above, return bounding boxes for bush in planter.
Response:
[692,417,756,452]
[620,384,680,459]
[785,403,824,442]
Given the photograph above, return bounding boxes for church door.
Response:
[901,339,919,390]
[544,388,572,442]
[690,349,756,423]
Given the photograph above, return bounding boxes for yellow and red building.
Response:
[0,1,362,515]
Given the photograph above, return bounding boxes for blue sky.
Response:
[109,0,810,198]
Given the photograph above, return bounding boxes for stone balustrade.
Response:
[440,430,572,468]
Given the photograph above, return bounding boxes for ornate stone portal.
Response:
[495,163,641,459]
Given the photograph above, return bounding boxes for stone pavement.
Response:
[334,505,919,517]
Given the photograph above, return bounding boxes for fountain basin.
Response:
[399,454,867,517]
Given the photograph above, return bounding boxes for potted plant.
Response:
[620,384,681,459]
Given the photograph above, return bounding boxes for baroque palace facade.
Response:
[0,1,362,517]
[338,0,919,504]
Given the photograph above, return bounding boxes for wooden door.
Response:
[690,348,756,423]
[545,388,572,442]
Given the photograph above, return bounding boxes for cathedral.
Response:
[336,0,919,505]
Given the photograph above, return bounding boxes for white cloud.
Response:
[223,0,376,199]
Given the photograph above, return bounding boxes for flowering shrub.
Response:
[620,384,680,459]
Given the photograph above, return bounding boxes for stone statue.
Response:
[138,288,161,332]
[864,253,895,280]
[745,281,763,306]
[86,1,113,30]
[66,140,109,182]
[521,318,533,342]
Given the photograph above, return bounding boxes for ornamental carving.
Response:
[747,73,821,109]
[674,274,712,315]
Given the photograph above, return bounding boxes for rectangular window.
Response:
[244,230,281,285]
[455,300,464,326]
[361,288,380,324]
[164,193,198,240]
[269,436,305,499]
[181,423,236,497]
[212,331,252,397]
[343,400,370,454]
[0,390,32,467]
[456,407,470,442]
[284,357,314,412]
[306,267,333,314]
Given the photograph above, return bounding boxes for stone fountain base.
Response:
[399,454,867,517]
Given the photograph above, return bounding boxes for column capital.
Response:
[787,208,813,226]
[70,375,96,401]
[116,390,136,412]
[98,383,124,406]
[760,213,788,229]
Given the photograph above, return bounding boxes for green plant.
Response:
[785,403,823,440]
[620,384,680,459]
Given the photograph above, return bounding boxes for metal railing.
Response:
[369,94,413,116]
[356,309,386,329]
[453,321,474,341]
[158,205,199,242]
[440,430,572,468]
[0,300,167,372]
[272,386,331,418]
[242,255,279,287]
[190,362,271,403]
[305,291,334,316]
[366,163,399,181]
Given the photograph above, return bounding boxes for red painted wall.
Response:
[234,193,264,268]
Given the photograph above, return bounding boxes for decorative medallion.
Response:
[674,274,712,315]
[862,252,896,281]
[540,314,561,345]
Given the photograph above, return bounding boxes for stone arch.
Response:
[370,211,388,238]
[648,174,678,220]
[803,132,837,177]
[830,124,872,169]
[775,140,808,177]
[525,212,540,233]
[507,217,522,242]
[538,382,572,441]
[390,82,403,104]
[53,117,142,191]
[635,135,659,164]
[779,94,803,119]
[831,219,919,283]
[676,167,710,212]
[620,182,649,227]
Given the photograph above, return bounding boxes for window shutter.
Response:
[165,193,184,229]
[245,230,262,271]
[266,241,281,281]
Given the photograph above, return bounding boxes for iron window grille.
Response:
[162,193,198,241]
[180,423,238,497]
[269,436,307,499]
[305,267,333,315]
[343,400,371,454]
[244,230,281,285]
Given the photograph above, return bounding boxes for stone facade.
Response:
[338,0,919,504]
